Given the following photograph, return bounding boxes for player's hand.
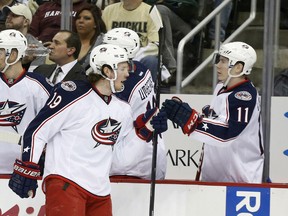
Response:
[134,107,167,142]
[8,159,41,198]
[150,110,168,135]
[202,105,211,117]
[161,96,202,135]
[202,105,217,118]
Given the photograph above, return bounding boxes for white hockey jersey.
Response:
[22,80,147,196]
[111,61,167,180]
[191,80,264,183]
[0,71,51,174]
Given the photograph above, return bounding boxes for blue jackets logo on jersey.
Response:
[61,81,77,91]
[0,100,26,132]
[91,118,121,147]
[234,91,252,101]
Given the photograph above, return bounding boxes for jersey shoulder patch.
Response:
[234,91,252,101]
[60,81,77,92]
[51,80,91,104]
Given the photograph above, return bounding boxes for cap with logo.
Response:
[3,3,33,24]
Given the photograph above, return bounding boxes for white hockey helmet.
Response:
[0,29,27,60]
[89,44,129,76]
[217,41,257,75]
[89,44,129,93]
[103,28,140,59]
[0,29,27,72]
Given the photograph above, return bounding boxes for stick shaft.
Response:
[149,25,164,216]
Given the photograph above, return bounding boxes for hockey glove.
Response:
[161,96,202,135]
[134,107,167,142]
[202,105,211,118]
[202,105,217,118]
[150,110,168,134]
[9,159,41,198]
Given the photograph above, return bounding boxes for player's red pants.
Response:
[45,178,112,216]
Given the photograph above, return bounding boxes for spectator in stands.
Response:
[155,4,192,73]
[91,0,119,10]
[102,0,159,82]
[145,0,199,74]
[4,3,46,72]
[0,0,19,31]
[28,0,89,43]
[33,30,87,84]
[27,0,40,15]
[160,42,264,183]
[206,0,233,48]
[75,4,107,70]
[153,3,196,84]
[33,0,51,5]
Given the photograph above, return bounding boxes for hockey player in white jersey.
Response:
[0,29,51,175]
[8,44,167,215]
[103,27,167,180]
[160,41,264,183]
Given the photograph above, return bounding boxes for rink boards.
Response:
[0,178,288,216]
[1,94,288,215]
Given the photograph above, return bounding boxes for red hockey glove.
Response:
[134,107,167,142]
[9,159,41,198]
[161,96,202,135]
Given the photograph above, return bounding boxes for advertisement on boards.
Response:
[226,186,270,216]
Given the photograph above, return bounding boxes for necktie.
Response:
[52,67,62,84]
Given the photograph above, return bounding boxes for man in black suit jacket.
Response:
[34,30,87,84]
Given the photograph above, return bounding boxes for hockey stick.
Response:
[149,5,163,216]
[195,143,205,181]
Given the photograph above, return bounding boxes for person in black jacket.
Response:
[34,30,87,85]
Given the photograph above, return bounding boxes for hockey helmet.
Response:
[89,44,129,93]
[0,29,27,62]
[103,28,140,59]
[216,41,257,75]
[89,44,128,77]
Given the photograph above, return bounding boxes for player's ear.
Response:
[7,48,18,63]
[102,65,114,79]
[235,62,244,74]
